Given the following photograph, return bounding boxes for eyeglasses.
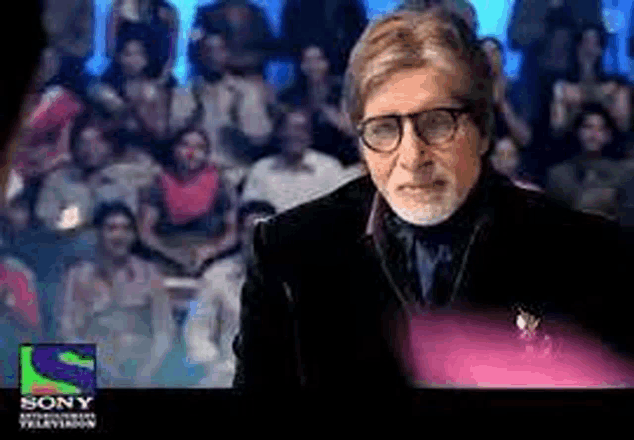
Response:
[357,107,471,153]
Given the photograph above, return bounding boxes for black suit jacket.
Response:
[233,165,633,391]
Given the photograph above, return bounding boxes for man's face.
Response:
[76,127,112,170]
[203,34,228,71]
[174,131,207,172]
[301,46,329,81]
[361,66,489,226]
[282,111,312,160]
[20,128,61,178]
[101,213,135,259]
[490,138,519,177]
[120,40,148,77]
[579,114,612,153]
[580,29,602,60]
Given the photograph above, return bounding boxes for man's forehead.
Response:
[364,65,472,116]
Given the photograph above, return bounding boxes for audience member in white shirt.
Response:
[241,105,354,212]
[185,200,276,387]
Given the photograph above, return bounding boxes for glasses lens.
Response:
[416,110,455,144]
[363,118,399,151]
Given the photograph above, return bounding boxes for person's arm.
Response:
[197,187,239,265]
[137,183,196,270]
[235,79,274,147]
[35,171,65,231]
[185,273,221,365]
[59,266,85,342]
[138,271,173,382]
[138,203,194,270]
[499,98,533,148]
[609,84,631,132]
[232,219,302,389]
[550,81,574,137]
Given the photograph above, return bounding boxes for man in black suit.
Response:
[232,8,633,392]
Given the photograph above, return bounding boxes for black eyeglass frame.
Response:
[356,107,473,153]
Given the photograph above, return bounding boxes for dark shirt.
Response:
[384,212,454,307]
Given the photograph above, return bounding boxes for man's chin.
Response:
[387,194,459,227]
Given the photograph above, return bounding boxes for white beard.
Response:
[384,184,466,227]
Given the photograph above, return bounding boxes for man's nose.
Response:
[398,121,431,170]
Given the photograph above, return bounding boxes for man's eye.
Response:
[368,121,398,136]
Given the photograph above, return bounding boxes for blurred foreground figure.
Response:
[0,1,46,207]
[232,9,634,392]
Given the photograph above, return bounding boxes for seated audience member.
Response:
[480,37,532,150]
[189,32,275,189]
[241,105,349,213]
[59,202,174,387]
[35,109,138,232]
[92,22,199,167]
[489,138,543,192]
[14,83,85,181]
[107,0,179,86]
[279,41,359,166]
[551,24,631,135]
[508,2,579,126]
[139,128,238,274]
[42,0,94,86]
[546,104,626,220]
[186,200,276,387]
[3,187,99,340]
[188,0,278,80]
[280,0,368,76]
[0,251,43,386]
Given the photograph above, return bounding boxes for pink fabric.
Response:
[26,88,82,131]
[400,311,634,388]
[159,166,220,225]
[0,264,39,328]
[14,88,82,176]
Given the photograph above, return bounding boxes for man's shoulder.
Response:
[495,175,614,228]
[305,149,344,170]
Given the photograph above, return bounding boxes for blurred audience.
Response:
[480,37,533,149]
[546,104,626,220]
[35,109,137,232]
[188,0,277,80]
[107,0,179,86]
[281,0,368,77]
[279,41,359,166]
[42,0,94,87]
[190,32,275,190]
[10,0,634,389]
[186,200,276,388]
[551,24,631,136]
[92,22,194,166]
[241,104,349,213]
[490,139,543,192]
[139,128,238,275]
[59,202,174,387]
